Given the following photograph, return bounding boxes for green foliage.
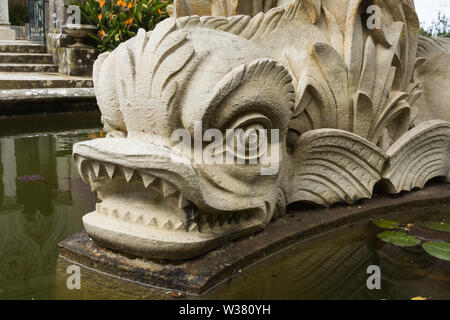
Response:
[68,0,172,52]
[423,221,450,233]
[373,217,450,261]
[420,10,450,38]
[9,4,29,26]
[422,242,450,261]
[377,231,421,247]
[372,219,400,229]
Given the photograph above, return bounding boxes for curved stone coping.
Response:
[58,183,450,295]
[0,88,98,116]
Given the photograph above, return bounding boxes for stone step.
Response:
[0,72,94,90]
[0,63,59,73]
[0,53,53,64]
[0,41,47,54]
[0,88,98,116]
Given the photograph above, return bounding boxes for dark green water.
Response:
[0,112,449,300]
[0,112,101,299]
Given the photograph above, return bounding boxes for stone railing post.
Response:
[0,0,15,40]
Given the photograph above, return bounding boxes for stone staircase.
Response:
[0,41,96,116]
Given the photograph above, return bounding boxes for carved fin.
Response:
[382,120,450,193]
[288,129,387,207]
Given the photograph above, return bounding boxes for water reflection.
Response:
[0,117,100,300]
[0,113,448,300]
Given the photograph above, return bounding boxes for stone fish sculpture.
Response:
[73,0,450,259]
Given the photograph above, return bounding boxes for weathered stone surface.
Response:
[0,88,97,116]
[415,36,450,123]
[0,72,93,89]
[0,63,58,73]
[59,183,450,295]
[0,0,15,41]
[0,41,47,53]
[0,52,53,64]
[58,47,99,76]
[73,0,450,260]
[0,27,15,41]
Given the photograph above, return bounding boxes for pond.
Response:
[0,112,449,300]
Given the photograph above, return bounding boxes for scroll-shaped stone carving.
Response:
[288,129,387,207]
[382,120,450,193]
[74,0,450,259]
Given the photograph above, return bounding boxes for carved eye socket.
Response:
[225,114,272,161]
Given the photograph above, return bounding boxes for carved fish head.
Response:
[74,23,295,259]
[73,1,450,260]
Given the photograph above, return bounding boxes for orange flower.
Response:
[124,18,133,25]
[117,0,123,6]
[99,0,105,7]
[127,2,133,9]
[98,30,106,37]
[98,13,103,20]
[157,9,162,14]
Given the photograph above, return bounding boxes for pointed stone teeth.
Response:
[188,223,198,232]
[91,161,100,177]
[177,192,189,209]
[74,155,87,170]
[112,209,120,218]
[147,217,158,227]
[174,222,185,231]
[104,163,116,179]
[141,172,157,188]
[135,215,144,224]
[163,220,173,230]
[123,212,131,221]
[122,167,135,182]
[161,180,177,197]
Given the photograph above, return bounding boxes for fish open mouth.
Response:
[73,138,267,259]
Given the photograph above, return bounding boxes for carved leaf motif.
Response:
[311,42,351,131]
[344,0,364,94]
[288,129,387,206]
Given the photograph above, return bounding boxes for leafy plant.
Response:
[377,231,421,247]
[422,241,450,261]
[67,0,172,52]
[9,4,29,26]
[372,218,450,261]
[372,219,400,230]
[423,220,450,233]
[419,11,450,38]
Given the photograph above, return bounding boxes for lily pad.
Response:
[422,241,450,261]
[377,231,421,247]
[372,219,400,229]
[423,221,450,233]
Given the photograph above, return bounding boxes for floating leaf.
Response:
[422,241,450,261]
[423,221,450,233]
[377,231,421,247]
[372,219,400,229]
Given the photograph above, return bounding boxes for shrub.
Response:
[9,4,29,26]
[68,0,172,52]
[420,11,450,38]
